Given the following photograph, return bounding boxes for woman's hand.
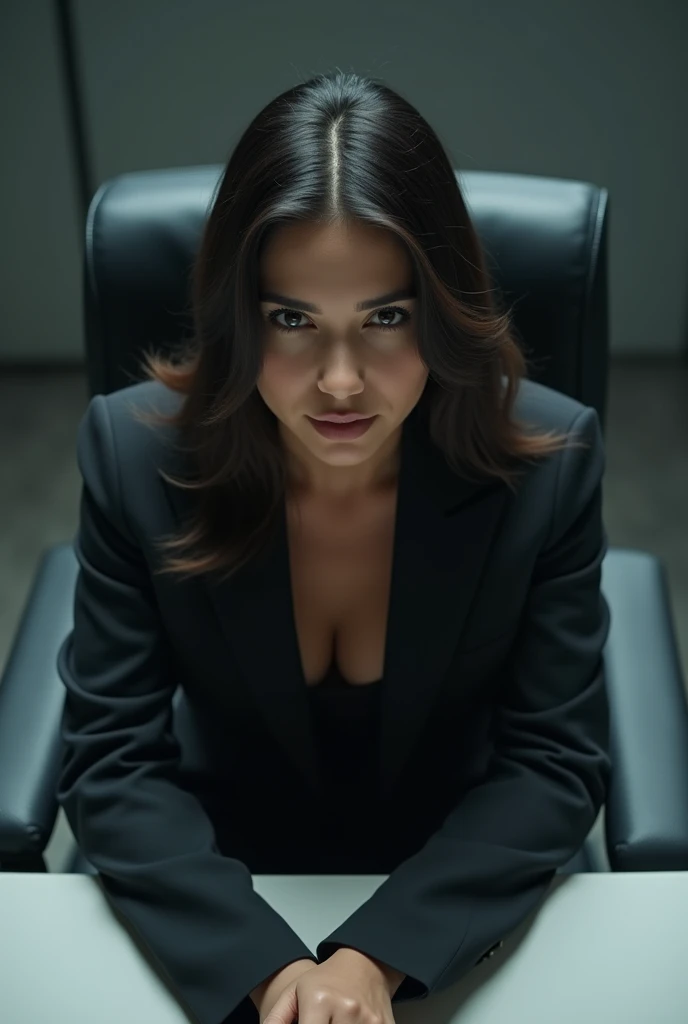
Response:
[259,948,402,1024]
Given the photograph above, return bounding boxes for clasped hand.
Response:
[260,949,400,1024]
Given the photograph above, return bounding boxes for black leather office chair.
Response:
[1,167,688,876]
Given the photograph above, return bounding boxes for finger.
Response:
[262,985,299,1024]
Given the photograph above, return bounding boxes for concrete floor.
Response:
[1,358,687,872]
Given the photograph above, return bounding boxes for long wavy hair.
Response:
[134,70,581,585]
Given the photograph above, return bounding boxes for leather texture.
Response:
[600,550,688,870]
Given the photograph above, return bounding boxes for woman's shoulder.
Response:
[91,379,185,466]
[75,380,189,540]
[511,376,597,434]
[105,378,184,433]
[509,377,605,518]
[76,379,187,500]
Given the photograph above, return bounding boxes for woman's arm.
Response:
[314,406,611,1000]
[59,395,317,1024]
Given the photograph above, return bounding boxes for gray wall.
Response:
[2,0,687,361]
[0,0,83,360]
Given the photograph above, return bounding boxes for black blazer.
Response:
[57,376,610,1024]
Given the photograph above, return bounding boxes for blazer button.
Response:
[476,940,503,965]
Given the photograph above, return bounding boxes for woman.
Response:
[57,72,610,1024]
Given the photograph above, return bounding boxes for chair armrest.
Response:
[601,548,688,870]
[0,543,78,860]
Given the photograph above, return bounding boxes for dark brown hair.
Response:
[134,70,581,585]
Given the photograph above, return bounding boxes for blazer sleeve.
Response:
[57,394,316,1024]
[315,405,612,1000]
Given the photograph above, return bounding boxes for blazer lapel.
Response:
[165,404,510,802]
[375,409,510,800]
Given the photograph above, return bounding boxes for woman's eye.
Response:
[266,305,412,335]
[267,308,309,332]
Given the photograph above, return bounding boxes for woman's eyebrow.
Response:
[259,287,416,314]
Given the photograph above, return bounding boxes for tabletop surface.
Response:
[1,871,687,1024]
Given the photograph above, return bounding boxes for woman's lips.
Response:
[312,413,371,423]
[307,415,377,439]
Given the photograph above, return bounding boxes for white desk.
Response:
[1,872,687,1023]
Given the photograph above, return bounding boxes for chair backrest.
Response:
[84,165,609,428]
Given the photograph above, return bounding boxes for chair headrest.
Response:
[84,165,608,426]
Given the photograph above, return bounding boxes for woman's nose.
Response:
[317,346,365,396]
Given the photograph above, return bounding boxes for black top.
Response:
[308,661,383,780]
[312,659,383,691]
[306,662,384,861]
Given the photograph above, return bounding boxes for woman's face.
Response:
[256,218,429,497]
